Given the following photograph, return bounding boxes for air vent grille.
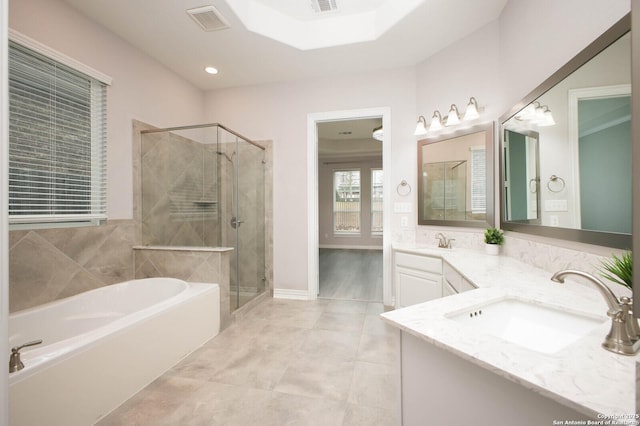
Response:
[310,0,338,13]
[187,6,230,32]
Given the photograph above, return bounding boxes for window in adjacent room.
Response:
[371,168,383,235]
[8,35,109,228]
[333,169,361,234]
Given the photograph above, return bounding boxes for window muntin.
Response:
[8,40,107,227]
[371,168,383,235]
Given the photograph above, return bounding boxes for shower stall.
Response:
[140,124,266,311]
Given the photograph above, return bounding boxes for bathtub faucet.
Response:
[9,339,43,373]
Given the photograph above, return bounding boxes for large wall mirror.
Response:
[418,122,495,228]
[499,14,631,249]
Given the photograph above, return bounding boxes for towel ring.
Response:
[547,175,565,193]
[397,180,411,196]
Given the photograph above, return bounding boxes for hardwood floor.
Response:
[319,248,383,302]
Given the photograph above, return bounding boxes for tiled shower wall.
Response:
[140,130,219,247]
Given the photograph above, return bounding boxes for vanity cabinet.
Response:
[394,252,442,308]
[443,261,477,295]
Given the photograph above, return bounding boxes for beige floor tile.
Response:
[300,328,361,360]
[165,381,274,426]
[274,353,355,401]
[348,361,398,410]
[366,302,385,314]
[342,403,398,426]
[209,346,292,390]
[362,313,397,336]
[315,311,365,333]
[324,299,369,314]
[269,392,348,426]
[96,376,206,425]
[357,332,399,365]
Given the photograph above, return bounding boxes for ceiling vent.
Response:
[187,6,230,32]
[310,0,338,13]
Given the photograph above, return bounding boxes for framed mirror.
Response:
[418,122,495,228]
[499,14,631,249]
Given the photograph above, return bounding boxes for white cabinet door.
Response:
[396,266,442,308]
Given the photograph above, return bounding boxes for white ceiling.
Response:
[318,117,383,158]
[62,0,508,91]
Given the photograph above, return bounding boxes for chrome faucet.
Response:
[435,233,454,249]
[551,269,639,356]
[9,339,42,373]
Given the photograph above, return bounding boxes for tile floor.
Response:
[98,298,400,425]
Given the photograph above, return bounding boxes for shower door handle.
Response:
[230,217,244,229]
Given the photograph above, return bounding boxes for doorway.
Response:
[307,107,392,305]
[317,118,383,301]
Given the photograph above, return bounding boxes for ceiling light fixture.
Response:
[204,66,219,75]
[372,126,383,141]
[414,116,428,136]
[446,104,460,126]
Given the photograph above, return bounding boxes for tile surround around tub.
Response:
[9,220,136,312]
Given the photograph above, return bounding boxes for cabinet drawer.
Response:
[395,252,442,273]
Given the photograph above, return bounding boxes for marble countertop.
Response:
[382,245,638,418]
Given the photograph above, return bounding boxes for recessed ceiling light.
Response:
[204,66,219,75]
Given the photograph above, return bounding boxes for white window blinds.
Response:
[470,146,486,214]
[8,40,107,226]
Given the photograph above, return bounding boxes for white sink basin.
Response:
[446,297,607,354]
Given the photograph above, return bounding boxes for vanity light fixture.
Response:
[372,125,384,141]
[429,111,444,132]
[416,97,481,135]
[414,115,428,136]
[536,105,556,127]
[463,97,480,121]
[445,104,460,126]
[204,66,219,74]
[515,101,555,126]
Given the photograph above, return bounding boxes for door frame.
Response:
[307,107,392,305]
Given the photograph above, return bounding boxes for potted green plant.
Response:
[484,227,504,255]
[598,251,632,290]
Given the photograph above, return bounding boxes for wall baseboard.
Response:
[273,288,310,300]
[319,244,383,250]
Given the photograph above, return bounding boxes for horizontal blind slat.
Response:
[8,40,107,224]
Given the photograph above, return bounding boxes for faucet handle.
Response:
[447,238,455,249]
[12,339,43,353]
[9,339,42,373]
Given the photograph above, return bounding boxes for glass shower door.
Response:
[234,137,266,309]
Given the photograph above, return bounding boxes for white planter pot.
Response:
[485,243,500,255]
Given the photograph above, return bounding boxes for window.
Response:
[371,169,383,235]
[8,37,108,228]
[333,170,360,234]
[470,146,486,214]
